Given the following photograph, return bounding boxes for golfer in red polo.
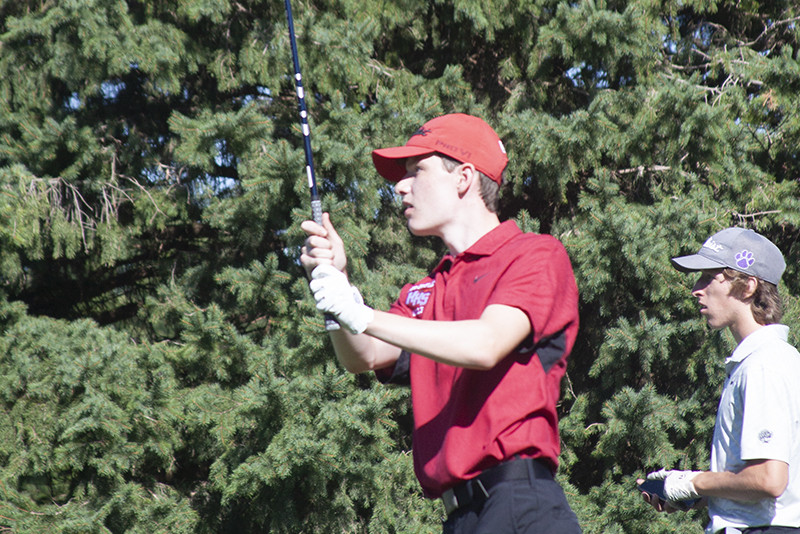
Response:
[301,113,582,534]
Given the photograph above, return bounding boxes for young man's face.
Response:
[394,154,460,237]
[691,269,751,331]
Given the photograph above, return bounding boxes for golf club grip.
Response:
[311,196,323,227]
[311,198,339,329]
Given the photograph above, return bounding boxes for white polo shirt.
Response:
[706,324,800,533]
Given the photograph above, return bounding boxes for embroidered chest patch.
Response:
[406,281,434,317]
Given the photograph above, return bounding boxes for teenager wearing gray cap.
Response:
[639,227,800,534]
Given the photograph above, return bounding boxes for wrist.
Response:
[689,471,707,495]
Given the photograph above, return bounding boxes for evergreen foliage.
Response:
[1,0,799,531]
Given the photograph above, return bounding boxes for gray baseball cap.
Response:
[671,227,786,285]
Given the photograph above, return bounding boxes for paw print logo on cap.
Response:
[735,250,755,269]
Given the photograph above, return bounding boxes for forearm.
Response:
[327,313,501,373]
[308,264,531,371]
[693,460,788,501]
[363,305,530,370]
[328,328,400,374]
[328,303,530,372]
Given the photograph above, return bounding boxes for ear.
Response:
[455,162,478,197]
[742,276,759,300]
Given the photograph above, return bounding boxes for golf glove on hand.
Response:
[310,265,374,335]
[647,468,702,502]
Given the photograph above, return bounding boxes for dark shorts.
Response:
[442,477,582,534]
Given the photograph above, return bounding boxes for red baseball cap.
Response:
[371,113,508,184]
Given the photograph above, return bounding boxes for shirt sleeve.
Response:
[374,350,411,385]
[372,283,417,385]
[739,361,794,463]
[486,235,579,352]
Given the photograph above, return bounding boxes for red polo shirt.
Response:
[385,220,579,498]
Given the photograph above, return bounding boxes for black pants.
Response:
[442,477,581,534]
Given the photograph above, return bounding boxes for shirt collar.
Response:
[725,324,790,373]
[432,220,522,273]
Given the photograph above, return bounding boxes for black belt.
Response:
[718,528,800,534]
[743,528,800,534]
[440,458,554,516]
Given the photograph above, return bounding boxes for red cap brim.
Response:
[371,146,436,182]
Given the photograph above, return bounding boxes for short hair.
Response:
[439,154,502,213]
[723,268,783,325]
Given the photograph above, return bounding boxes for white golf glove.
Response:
[310,265,374,335]
[647,468,702,502]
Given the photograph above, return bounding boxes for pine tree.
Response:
[0,0,799,532]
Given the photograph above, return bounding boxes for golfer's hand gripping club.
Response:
[310,265,374,335]
[647,468,702,502]
[310,208,340,330]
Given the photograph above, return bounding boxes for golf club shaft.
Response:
[284,0,322,227]
[285,0,337,329]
